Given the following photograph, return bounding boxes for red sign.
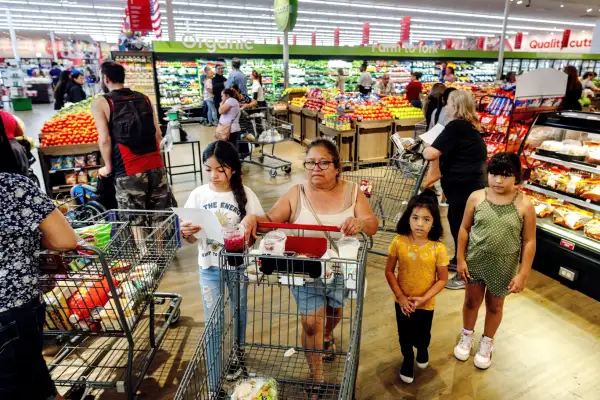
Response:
[400,16,411,42]
[445,39,453,49]
[362,22,370,46]
[561,29,571,49]
[277,36,281,45]
[476,36,485,50]
[334,28,340,47]
[127,0,152,32]
[560,239,575,251]
[515,32,523,49]
[311,31,316,46]
[293,34,297,45]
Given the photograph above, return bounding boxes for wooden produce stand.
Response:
[394,117,424,139]
[355,119,394,163]
[319,124,356,163]
[302,108,319,146]
[38,141,102,197]
[289,104,303,142]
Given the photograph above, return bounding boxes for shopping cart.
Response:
[175,223,368,400]
[239,107,294,177]
[39,210,182,400]
[341,150,429,256]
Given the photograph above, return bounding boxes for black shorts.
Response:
[0,299,57,400]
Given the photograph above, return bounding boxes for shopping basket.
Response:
[175,223,368,400]
[239,107,294,177]
[39,209,182,400]
[341,150,428,256]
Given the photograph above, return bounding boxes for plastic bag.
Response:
[161,120,181,152]
[75,223,113,249]
[231,377,278,400]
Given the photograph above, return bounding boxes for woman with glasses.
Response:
[243,138,378,399]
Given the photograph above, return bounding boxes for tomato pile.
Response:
[40,112,99,147]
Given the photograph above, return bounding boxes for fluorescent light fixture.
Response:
[560,4,564,7]
[587,8,592,12]
[517,0,523,4]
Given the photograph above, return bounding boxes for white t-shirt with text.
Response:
[184,185,265,269]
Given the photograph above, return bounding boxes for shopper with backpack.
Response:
[91,61,173,217]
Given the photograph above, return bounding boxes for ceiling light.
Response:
[517,0,523,4]
[560,4,564,7]
[587,8,592,12]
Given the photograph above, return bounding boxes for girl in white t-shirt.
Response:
[250,70,266,107]
[181,140,264,386]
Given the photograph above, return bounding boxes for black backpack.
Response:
[105,90,157,155]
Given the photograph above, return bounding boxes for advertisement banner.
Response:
[561,29,571,49]
[400,16,411,42]
[293,34,297,46]
[504,31,592,53]
[274,0,298,32]
[128,0,153,32]
[515,32,523,49]
[311,31,316,46]
[334,28,340,47]
[445,39,453,49]
[476,36,485,51]
[362,22,370,46]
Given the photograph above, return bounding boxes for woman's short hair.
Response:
[487,152,522,184]
[307,137,341,170]
[448,90,480,130]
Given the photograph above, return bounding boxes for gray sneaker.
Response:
[445,274,466,290]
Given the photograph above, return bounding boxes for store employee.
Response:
[225,57,248,96]
[376,73,395,97]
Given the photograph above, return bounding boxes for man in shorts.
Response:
[92,61,173,220]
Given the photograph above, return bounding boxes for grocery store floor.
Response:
[16,104,600,400]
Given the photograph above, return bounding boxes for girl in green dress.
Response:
[453,152,537,369]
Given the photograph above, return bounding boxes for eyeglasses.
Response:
[304,160,334,170]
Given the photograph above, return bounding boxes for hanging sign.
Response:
[445,39,453,49]
[293,34,297,45]
[561,29,571,49]
[311,31,316,46]
[400,16,411,42]
[277,37,281,44]
[274,0,298,32]
[476,36,485,50]
[514,32,523,49]
[127,0,153,32]
[362,22,370,46]
[334,28,340,47]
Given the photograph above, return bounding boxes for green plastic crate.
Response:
[12,97,32,111]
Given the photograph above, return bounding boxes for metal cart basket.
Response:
[239,107,294,177]
[341,143,429,256]
[175,223,368,399]
[39,210,182,399]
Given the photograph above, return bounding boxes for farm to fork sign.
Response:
[274,0,298,32]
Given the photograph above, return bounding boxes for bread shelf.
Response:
[524,183,600,212]
[537,217,600,253]
[531,153,600,175]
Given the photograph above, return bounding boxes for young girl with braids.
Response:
[181,140,264,385]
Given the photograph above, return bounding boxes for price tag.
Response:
[547,175,557,188]
[560,239,575,251]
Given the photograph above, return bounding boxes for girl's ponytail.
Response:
[202,140,248,219]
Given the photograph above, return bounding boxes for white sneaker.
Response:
[453,329,474,361]
[474,336,494,369]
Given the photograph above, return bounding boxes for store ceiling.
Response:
[0,0,596,45]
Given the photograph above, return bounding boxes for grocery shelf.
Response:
[536,217,600,253]
[49,165,100,174]
[523,183,600,212]
[531,153,600,175]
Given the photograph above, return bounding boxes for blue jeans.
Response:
[205,98,218,125]
[200,266,247,391]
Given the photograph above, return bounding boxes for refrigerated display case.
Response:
[156,60,202,109]
[112,52,158,106]
[519,111,600,301]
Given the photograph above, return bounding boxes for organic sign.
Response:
[274,0,298,32]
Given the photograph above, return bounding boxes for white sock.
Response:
[463,328,474,335]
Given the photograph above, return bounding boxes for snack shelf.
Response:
[537,217,600,253]
[531,153,600,175]
[49,165,101,174]
[524,183,600,212]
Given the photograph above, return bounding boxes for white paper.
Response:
[419,123,445,145]
[172,207,224,243]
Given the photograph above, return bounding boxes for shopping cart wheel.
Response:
[282,165,292,174]
[166,306,181,325]
[269,169,277,177]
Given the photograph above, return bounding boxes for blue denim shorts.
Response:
[291,275,348,314]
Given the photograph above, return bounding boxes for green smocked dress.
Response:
[466,189,523,298]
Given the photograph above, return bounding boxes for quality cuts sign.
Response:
[506,31,592,53]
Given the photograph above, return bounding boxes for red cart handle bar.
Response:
[257,222,341,232]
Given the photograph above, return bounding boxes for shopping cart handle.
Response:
[257,222,340,232]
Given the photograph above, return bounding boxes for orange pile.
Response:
[40,112,99,147]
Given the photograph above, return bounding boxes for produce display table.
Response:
[355,119,394,163]
[319,124,356,163]
[38,142,101,196]
[394,117,425,138]
[289,105,303,142]
[272,106,288,122]
[302,108,319,146]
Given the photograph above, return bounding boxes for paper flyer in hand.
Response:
[172,208,224,244]
[419,123,445,145]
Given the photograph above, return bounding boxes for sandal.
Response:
[323,338,336,363]
[306,385,326,400]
